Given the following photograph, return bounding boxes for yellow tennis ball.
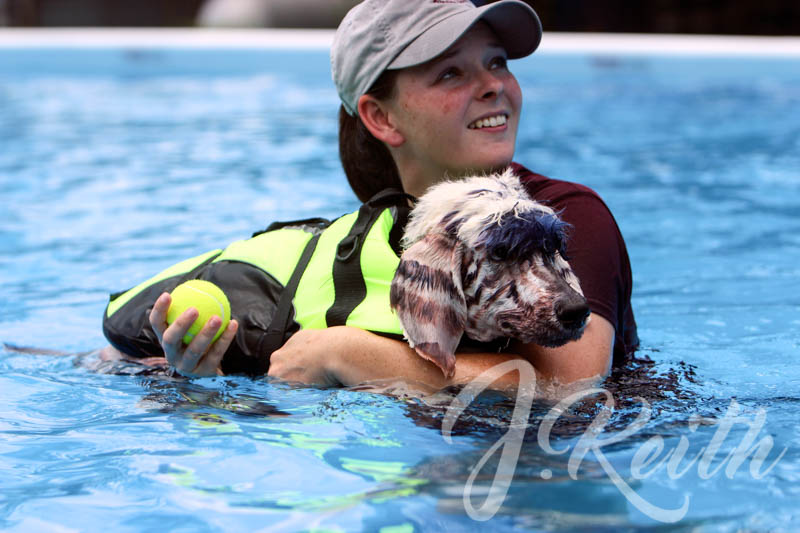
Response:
[166,280,231,345]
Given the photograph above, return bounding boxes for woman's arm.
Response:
[268,315,613,390]
[267,326,529,390]
[101,315,609,390]
[510,312,614,383]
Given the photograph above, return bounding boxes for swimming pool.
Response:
[1,30,799,531]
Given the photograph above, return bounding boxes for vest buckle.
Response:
[336,235,359,262]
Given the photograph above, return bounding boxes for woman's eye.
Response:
[437,67,460,81]
[489,56,508,70]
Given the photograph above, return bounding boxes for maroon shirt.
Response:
[512,162,639,366]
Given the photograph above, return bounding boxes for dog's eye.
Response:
[489,245,509,262]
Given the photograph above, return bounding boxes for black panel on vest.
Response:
[325,204,372,327]
[325,188,414,327]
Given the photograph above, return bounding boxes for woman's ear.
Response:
[357,94,405,148]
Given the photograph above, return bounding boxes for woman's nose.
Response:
[476,70,504,101]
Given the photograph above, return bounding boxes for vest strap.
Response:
[258,232,322,363]
[325,188,413,327]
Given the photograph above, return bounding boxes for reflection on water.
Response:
[1,50,799,530]
[0,336,796,530]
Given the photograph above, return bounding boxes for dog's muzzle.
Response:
[555,292,590,331]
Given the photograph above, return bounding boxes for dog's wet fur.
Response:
[390,168,590,378]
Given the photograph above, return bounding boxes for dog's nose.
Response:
[555,297,590,329]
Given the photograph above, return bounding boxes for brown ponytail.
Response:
[338,70,403,202]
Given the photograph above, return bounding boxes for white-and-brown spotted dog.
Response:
[390,168,590,378]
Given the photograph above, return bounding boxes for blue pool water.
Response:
[1,46,799,531]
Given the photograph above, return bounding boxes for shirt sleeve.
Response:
[515,163,638,362]
[550,188,628,330]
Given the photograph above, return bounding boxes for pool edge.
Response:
[0,28,799,57]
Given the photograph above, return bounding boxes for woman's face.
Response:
[385,23,522,193]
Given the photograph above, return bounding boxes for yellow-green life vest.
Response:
[103,191,411,375]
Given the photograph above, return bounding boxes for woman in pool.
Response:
[116,0,637,389]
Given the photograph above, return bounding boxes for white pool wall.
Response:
[0,28,799,56]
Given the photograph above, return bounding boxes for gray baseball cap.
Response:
[332,0,543,116]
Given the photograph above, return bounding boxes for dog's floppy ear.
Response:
[390,232,467,379]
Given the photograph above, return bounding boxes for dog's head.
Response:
[390,169,589,378]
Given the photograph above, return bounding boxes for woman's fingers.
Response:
[174,317,237,377]
[160,307,198,368]
[161,307,199,347]
[149,291,234,377]
[180,315,221,371]
[148,292,172,341]
[198,320,238,376]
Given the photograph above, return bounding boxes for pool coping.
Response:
[0,28,799,56]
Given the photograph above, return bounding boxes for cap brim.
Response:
[387,1,542,70]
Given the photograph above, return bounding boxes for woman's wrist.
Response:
[316,326,347,381]
[322,326,377,384]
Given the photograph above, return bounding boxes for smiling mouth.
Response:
[468,114,508,130]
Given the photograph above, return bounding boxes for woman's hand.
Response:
[267,328,347,387]
[149,292,238,377]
